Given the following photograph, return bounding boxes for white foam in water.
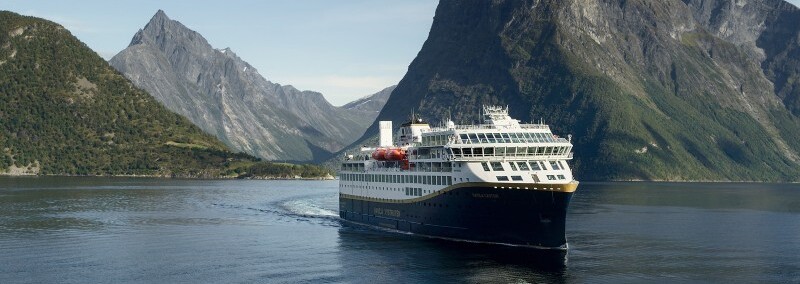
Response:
[282,199,338,218]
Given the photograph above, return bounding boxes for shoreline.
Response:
[0,173,335,181]
[2,174,797,183]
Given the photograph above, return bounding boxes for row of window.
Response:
[496,174,566,182]
[406,187,423,196]
[340,173,453,186]
[458,132,558,144]
[341,161,455,172]
[420,134,452,146]
[341,162,365,171]
[408,162,452,172]
[496,176,523,181]
[451,146,570,157]
[338,185,442,198]
[419,132,563,146]
[481,161,567,172]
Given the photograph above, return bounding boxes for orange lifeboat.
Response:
[385,147,406,161]
[371,148,387,161]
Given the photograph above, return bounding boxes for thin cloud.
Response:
[19,10,100,34]
[322,75,397,89]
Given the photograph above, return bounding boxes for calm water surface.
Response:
[1,177,798,283]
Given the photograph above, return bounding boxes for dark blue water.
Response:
[0,177,798,283]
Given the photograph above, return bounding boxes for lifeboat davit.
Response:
[371,148,388,161]
[385,147,406,161]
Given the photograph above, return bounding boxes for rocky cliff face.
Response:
[110,11,382,161]
[354,0,800,181]
[682,0,800,116]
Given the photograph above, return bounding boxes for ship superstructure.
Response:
[338,106,578,249]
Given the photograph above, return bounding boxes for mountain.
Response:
[351,0,800,181]
[110,10,381,162]
[342,85,396,120]
[0,11,264,177]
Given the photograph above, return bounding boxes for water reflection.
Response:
[335,224,568,283]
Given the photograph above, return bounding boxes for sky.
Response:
[2,0,439,106]
[3,0,800,105]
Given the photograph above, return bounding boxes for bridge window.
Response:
[487,133,497,143]
[550,161,561,170]
[525,132,535,143]
[517,162,529,171]
[490,162,504,171]
[507,147,516,156]
[509,162,518,171]
[481,162,490,171]
[529,161,541,171]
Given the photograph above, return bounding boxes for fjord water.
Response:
[1,178,798,283]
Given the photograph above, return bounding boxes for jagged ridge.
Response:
[111,10,384,162]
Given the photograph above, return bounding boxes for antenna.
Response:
[448,107,452,122]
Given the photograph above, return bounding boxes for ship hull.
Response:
[339,182,576,249]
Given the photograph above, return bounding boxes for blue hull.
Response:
[339,183,575,249]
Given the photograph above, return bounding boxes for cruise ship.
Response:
[338,106,578,249]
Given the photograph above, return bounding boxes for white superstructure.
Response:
[340,105,576,201]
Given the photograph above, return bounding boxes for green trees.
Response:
[0,11,331,179]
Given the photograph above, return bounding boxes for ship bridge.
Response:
[417,106,573,161]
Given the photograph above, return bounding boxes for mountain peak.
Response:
[126,9,212,56]
[110,11,383,162]
[154,9,167,18]
[144,9,171,32]
[128,10,177,47]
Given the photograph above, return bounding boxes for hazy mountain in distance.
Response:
[342,85,396,120]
